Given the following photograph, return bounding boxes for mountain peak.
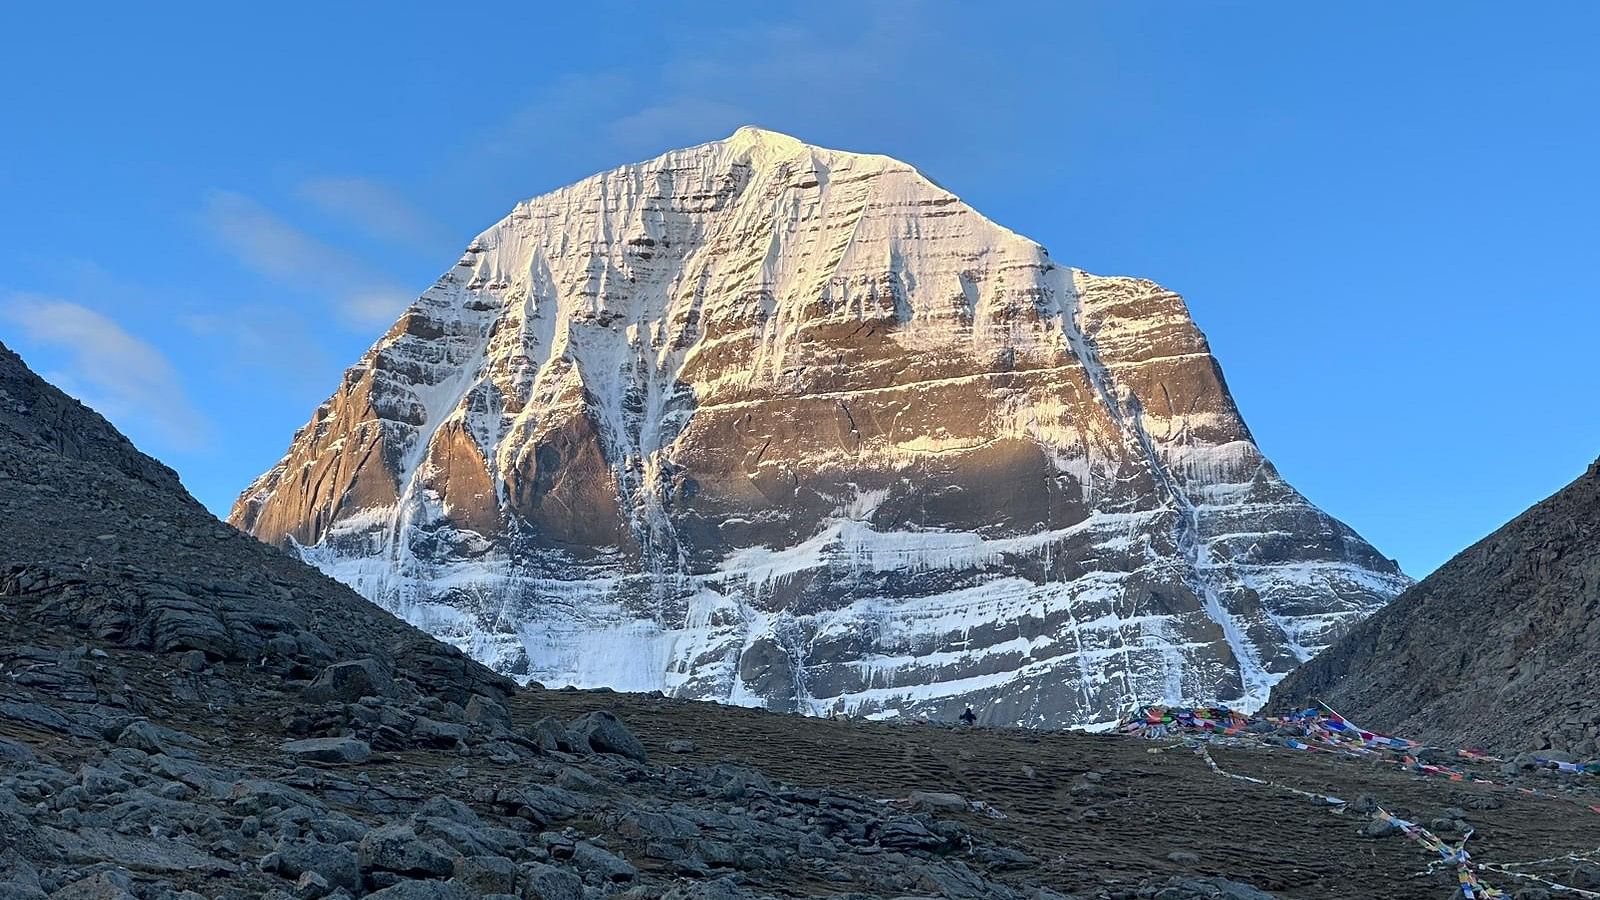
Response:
[722,124,808,153]
[232,132,1409,727]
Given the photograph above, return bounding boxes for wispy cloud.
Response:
[178,306,333,388]
[294,176,448,251]
[470,5,936,178]
[201,190,412,326]
[605,98,749,156]
[480,73,634,160]
[1,294,213,451]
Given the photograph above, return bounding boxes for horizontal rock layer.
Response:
[231,127,1408,726]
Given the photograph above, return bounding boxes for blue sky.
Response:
[2,2,1596,578]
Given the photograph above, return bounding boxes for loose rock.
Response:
[567,711,647,763]
[278,737,372,765]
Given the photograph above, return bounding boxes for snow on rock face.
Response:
[230,127,1410,727]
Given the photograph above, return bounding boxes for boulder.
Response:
[0,739,38,766]
[571,841,636,882]
[363,882,476,900]
[705,764,770,801]
[412,717,470,749]
[520,863,583,900]
[567,711,647,763]
[877,817,948,851]
[278,737,372,765]
[358,824,456,877]
[414,815,521,859]
[274,838,362,893]
[44,871,136,900]
[1360,818,1400,839]
[452,855,518,894]
[304,659,394,704]
[292,871,332,900]
[416,796,483,825]
[495,785,585,827]
[464,695,510,731]
[659,878,751,900]
[1141,876,1278,899]
[906,790,967,812]
[525,718,581,755]
[114,720,197,757]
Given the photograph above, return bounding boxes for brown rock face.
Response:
[1271,459,1600,753]
[231,127,1408,727]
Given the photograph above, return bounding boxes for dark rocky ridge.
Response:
[6,337,1600,899]
[0,342,512,706]
[1270,458,1600,754]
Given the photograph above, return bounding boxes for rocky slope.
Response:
[231,127,1409,727]
[1270,458,1600,754]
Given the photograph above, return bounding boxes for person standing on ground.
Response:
[959,706,977,726]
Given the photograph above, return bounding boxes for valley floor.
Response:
[517,690,1600,897]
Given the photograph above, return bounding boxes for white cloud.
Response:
[480,72,634,160]
[294,176,447,251]
[178,306,332,387]
[605,98,749,156]
[469,4,937,176]
[342,289,413,326]
[1,295,213,451]
[201,190,411,326]
[203,190,339,279]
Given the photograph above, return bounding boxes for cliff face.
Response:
[232,127,1408,727]
[1272,459,1600,754]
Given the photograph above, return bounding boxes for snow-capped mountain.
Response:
[231,127,1409,728]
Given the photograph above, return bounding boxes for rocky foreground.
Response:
[3,342,1600,899]
[7,627,1600,900]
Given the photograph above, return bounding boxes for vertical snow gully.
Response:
[1058,267,1271,708]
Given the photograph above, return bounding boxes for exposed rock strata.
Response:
[231,127,1408,725]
